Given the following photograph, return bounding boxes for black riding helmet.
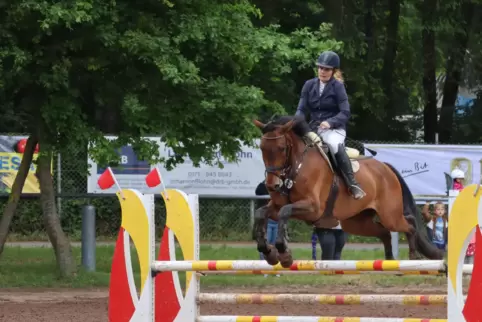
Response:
[316,51,340,69]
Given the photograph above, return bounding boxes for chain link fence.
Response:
[0,140,466,242]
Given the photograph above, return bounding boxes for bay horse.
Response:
[252,115,444,268]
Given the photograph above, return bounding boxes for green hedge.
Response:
[1,196,425,244]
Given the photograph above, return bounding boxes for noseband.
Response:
[261,133,310,196]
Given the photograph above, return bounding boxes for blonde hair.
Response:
[434,202,447,218]
[333,69,344,83]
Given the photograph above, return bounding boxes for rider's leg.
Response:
[320,129,366,200]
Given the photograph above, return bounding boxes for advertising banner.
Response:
[87,136,482,197]
[0,135,40,194]
[87,137,265,196]
[363,144,482,196]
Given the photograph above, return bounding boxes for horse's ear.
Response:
[280,119,295,133]
[253,119,266,129]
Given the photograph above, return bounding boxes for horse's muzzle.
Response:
[265,176,283,192]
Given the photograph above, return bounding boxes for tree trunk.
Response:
[421,0,438,143]
[36,141,76,277]
[0,135,38,257]
[381,0,401,120]
[323,0,344,35]
[438,2,475,143]
[364,0,374,61]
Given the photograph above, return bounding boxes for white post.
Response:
[188,193,201,321]
[391,232,399,259]
[448,189,459,217]
[147,193,155,322]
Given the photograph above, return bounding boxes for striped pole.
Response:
[197,264,472,275]
[152,260,449,272]
[197,293,447,305]
[197,316,447,322]
[199,270,445,276]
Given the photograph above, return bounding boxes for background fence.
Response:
[0,142,454,243]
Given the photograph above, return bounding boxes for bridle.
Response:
[261,132,311,196]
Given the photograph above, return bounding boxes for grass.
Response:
[0,244,448,289]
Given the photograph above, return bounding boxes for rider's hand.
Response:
[319,121,331,129]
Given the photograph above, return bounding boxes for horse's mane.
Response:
[261,115,310,138]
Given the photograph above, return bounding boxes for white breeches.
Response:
[317,128,346,154]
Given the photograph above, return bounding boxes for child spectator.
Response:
[466,235,476,264]
[451,168,465,191]
[422,201,448,251]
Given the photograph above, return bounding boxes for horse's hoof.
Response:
[278,249,293,268]
[264,245,279,266]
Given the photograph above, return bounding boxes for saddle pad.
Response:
[346,147,360,158]
[351,160,360,173]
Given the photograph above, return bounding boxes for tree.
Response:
[438,1,476,143]
[0,135,38,256]
[0,0,341,276]
[420,0,439,143]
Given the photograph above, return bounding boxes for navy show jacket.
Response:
[295,77,351,131]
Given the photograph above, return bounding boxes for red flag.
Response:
[98,167,116,190]
[145,168,162,188]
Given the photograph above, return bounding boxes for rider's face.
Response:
[318,66,334,83]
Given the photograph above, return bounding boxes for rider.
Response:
[294,50,366,200]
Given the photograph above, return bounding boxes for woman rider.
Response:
[294,50,366,200]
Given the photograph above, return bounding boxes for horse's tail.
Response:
[384,162,444,260]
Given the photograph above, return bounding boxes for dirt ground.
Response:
[0,285,448,322]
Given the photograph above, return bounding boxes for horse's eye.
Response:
[278,146,285,152]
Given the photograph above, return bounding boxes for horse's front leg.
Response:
[253,205,279,265]
[276,200,315,268]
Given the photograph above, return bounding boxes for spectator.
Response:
[466,236,476,264]
[311,227,317,259]
[451,168,465,191]
[255,180,280,277]
[313,222,347,260]
[422,201,448,251]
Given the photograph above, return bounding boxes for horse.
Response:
[252,115,444,268]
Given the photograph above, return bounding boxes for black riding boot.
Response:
[334,145,366,200]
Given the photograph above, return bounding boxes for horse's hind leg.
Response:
[404,215,423,259]
[379,230,395,260]
[253,205,279,265]
[341,211,394,260]
[375,203,420,259]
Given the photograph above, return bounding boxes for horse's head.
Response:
[254,116,300,192]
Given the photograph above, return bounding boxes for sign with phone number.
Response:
[87,136,264,196]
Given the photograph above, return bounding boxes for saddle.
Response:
[318,142,367,174]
